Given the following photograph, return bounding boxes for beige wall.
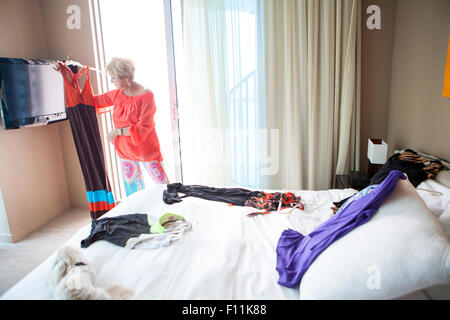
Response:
[0,0,110,241]
[0,0,49,59]
[0,186,11,242]
[360,0,397,174]
[387,0,450,161]
[0,0,70,242]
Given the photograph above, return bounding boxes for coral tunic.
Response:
[94,89,163,162]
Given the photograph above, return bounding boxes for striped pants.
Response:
[119,158,169,197]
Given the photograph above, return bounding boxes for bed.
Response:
[2,159,450,300]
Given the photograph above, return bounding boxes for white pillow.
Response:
[416,179,450,217]
[436,170,450,189]
[299,177,450,300]
[439,209,450,239]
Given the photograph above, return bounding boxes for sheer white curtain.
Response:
[261,0,360,190]
[179,0,360,190]
[179,0,263,186]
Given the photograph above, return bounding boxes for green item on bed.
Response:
[150,213,185,234]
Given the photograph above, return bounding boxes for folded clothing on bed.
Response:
[276,170,406,288]
[80,213,191,250]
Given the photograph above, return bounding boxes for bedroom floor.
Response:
[0,208,91,296]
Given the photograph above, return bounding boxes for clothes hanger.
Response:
[63,58,105,75]
[416,188,443,196]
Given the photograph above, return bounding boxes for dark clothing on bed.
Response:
[163,183,305,217]
[163,183,262,206]
[370,149,444,187]
[276,170,406,288]
[81,214,150,248]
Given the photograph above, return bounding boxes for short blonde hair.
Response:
[106,57,135,79]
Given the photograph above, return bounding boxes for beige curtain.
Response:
[179,0,361,189]
[262,0,361,190]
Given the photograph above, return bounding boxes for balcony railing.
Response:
[228,70,261,187]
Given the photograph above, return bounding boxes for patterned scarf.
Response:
[245,192,305,217]
[398,150,443,179]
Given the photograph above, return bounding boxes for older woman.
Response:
[58,57,169,196]
[96,57,169,196]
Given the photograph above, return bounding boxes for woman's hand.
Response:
[53,61,72,84]
[52,60,63,72]
[107,129,118,144]
[107,127,130,144]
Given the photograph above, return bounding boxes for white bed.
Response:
[2,176,450,300]
[414,177,450,300]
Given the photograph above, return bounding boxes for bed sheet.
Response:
[1,184,356,300]
[416,179,450,218]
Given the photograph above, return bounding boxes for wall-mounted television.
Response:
[0,58,66,130]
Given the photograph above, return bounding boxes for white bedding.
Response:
[1,184,356,300]
[417,179,450,219]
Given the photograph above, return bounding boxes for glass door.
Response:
[92,0,183,200]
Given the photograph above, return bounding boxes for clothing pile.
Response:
[245,192,304,217]
[163,183,305,217]
[370,149,447,187]
[80,213,191,250]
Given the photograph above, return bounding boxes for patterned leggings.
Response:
[119,158,169,197]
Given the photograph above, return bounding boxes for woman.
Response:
[59,57,169,196]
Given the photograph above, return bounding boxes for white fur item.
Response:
[48,246,133,300]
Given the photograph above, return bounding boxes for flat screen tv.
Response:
[0,58,66,129]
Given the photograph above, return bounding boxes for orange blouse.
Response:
[94,90,163,162]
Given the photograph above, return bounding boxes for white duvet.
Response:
[1,184,356,300]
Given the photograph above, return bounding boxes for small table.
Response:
[335,174,350,189]
[335,171,370,190]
